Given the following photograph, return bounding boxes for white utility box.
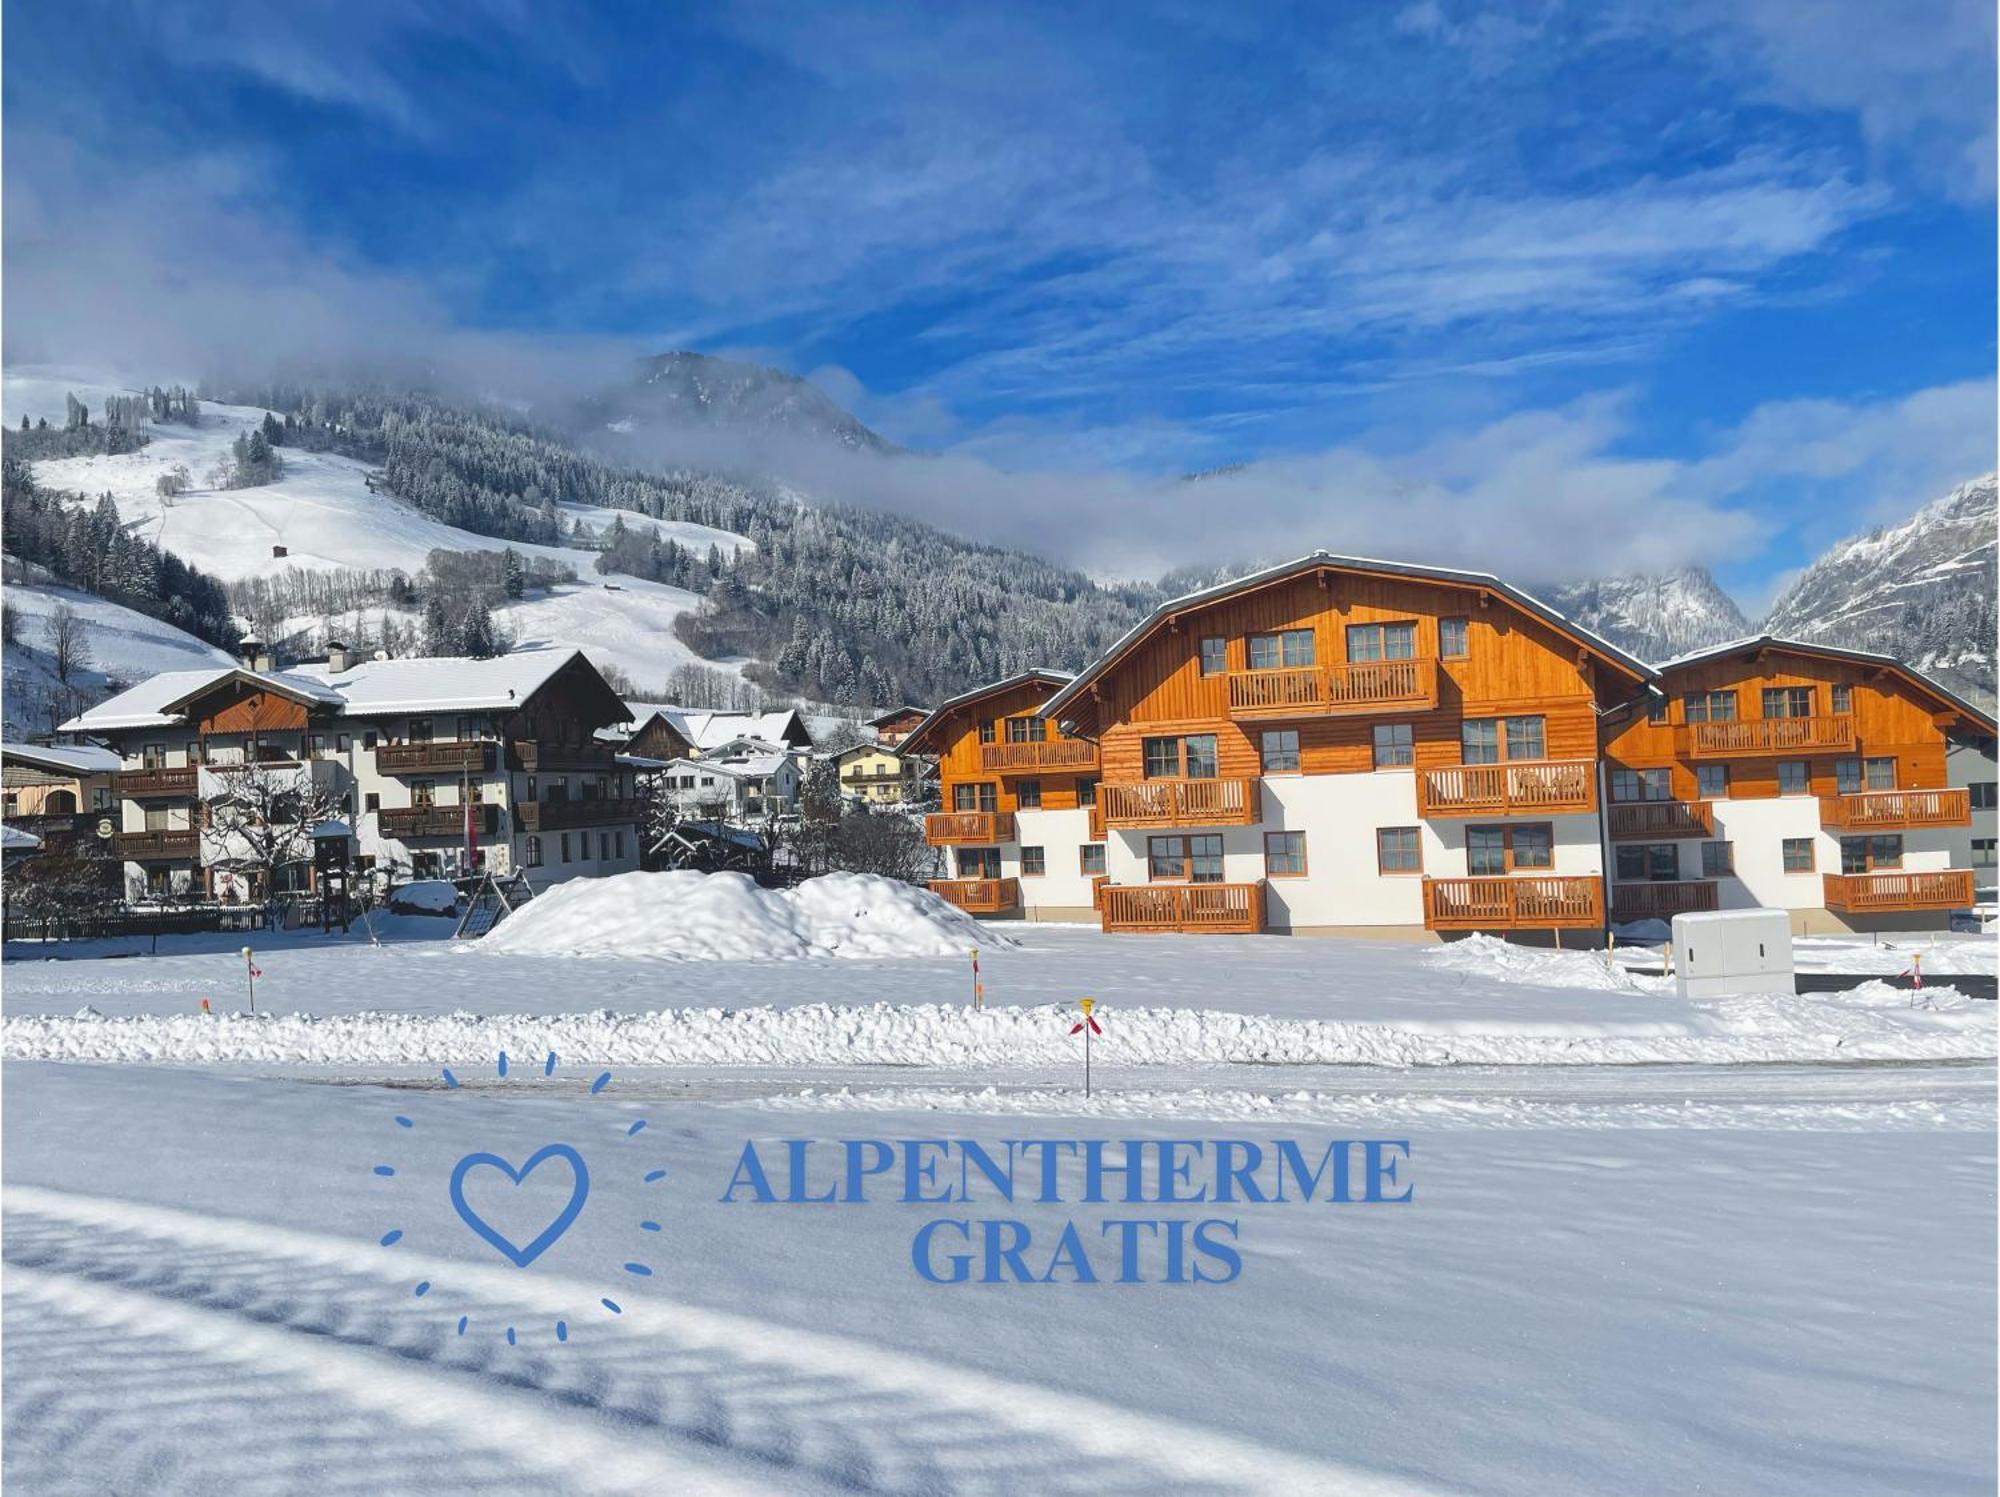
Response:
[1671,908,1795,1000]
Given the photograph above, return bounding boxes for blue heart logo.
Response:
[449,1144,590,1267]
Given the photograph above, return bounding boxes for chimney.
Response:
[240,634,273,674]
[326,639,351,673]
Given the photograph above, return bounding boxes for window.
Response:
[1782,838,1815,873]
[184,740,200,764]
[1148,834,1224,882]
[1016,778,1043,810]
[1683,691,1737,723]
[1841,835,1903,873]
[1184,735,1218,779]
[336,734,350,752]
[1080,844,1107,875]
[1611,767,1671,802]
[1505,716,1545,761]
[1700,841,1733,877]
[1345,621,1416,662]
[1199,637,1228,676]
[142,743,166,769]
[1972,838,1996,868]
[1372,723,1414,769]
[364,730,378,750]
[364,792,380,813]
[1439,617,1468,659]
[1377,826,1422,873]
[1840,757,1897,793]
[1249,629,1315,670]
[143,805,175,832]
[1696,765,1729,799]
[959,847,1001,879]
[1510,824,1553,869]
[1260,730,1300,774]
[1020,846,1046,876]
[1971,782,1997,811]
[1762,686,1814,719]
[1463,716,1543,763]
[1776,761,1809,795]
[525,835,543,867]
[1616,844,1681,882]
[1263,831,1308,877]
[1647,697,1669,725]
[1143,736,1181,779]
[559,833,571,863]
[1461,719,1499,765]
[1143,735,1217,779]
[978,721,996,744]
[953,782,998,812]
[1467,826,1507,876]
[411,779,435,807]
[1076,777,1097,808]
[409,718,433,743]
[1005,716,1045,743]
[1831,683,1852,714]
[1465,823,1554,875]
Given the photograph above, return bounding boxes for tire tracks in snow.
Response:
[2,1186,1449,1497]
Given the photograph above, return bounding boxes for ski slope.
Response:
[4,369,757,690]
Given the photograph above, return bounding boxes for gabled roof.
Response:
[1039,552,1654,732]
[290,646,608,718]
[59,667,343,732]
[867,704,928,726]
[1652,635,1997,731]
[610,704,812,752]
[897,670,1075,756]
[1,742,124,776]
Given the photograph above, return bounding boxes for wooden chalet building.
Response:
[900,671,1104,922]
[1601,637,1996,932]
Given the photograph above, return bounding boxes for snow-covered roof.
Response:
[661,754,790,779]
[0,742,124,776]
[1,823,44,853]
[290,646,593,716]
[615,703,812,752]
[59,667,340,732]
[898,670,1075,756]
[1650,635,1998,730]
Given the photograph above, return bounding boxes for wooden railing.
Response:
[1100,881,1265,934]
[375,740,493,775]
[1822,870,1975,913]
[517,797,646,832]
[116,766,197,798]
[1417,760,1596,819]
[1607,800,1714,839]
[1682,715,1855,758]
[1820,788,1971,831]
[979,739,1097,773]
[924,810,1014,845]
[928,877,1020,915]
[1610,880,1719,921]
[1423,875,1604,930]
[379,803,500,839]
[1087,802,1105,841]
[113,828,198,860]
[1099,778,1258,829]
[1227,658,1438,718]
[508,739,616,773]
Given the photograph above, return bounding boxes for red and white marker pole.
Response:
[970,947,984,1010]
[241,945,261,1014]
[1069,997,1103,1098]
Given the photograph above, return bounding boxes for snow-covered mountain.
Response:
[1538,567,1751,664]
[1761,474,1996,707]
[589,351,898,454]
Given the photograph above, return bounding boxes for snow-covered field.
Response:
[4,913,1994,1494]
[3,367,755,689]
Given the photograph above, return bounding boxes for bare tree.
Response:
[198,762,342,911]
[42,603,92,687]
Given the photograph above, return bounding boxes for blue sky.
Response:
[4,0,1993,601]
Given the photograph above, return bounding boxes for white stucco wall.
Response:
[1007,806,1097,913]
[1944,740,1998,895]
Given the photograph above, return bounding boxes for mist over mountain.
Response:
[1539,568,1752,664]
[579,351,900,457]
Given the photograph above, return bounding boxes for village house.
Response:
[867,706,928,747]
[1,741,121,845]
[653,740,801,822]
[835,740,920,806]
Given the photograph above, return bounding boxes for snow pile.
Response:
[1425,933,1664,993]
[386,880,458,916]
[7,983,1989,1068]
[482,871,1013,961]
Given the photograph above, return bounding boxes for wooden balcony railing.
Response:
[1099,778,1258,829]
[928,877,1020,915]
[517,796,646,832]
[1820,788,1971,831]
[1607,800,1714,839]
[375,740,493,775]
[113,828,198,860]
[979,739,1097,773]
[1227,658,1439,719]
[379,803,500,839]
[1423,875,1605,930]
[508,739,615,773]
[1087,802,1105,841]
[924,810,1015,845]
[1682,716,1855,758]
[1100,881,1265,934]
[1610,879,1719,922]
[1822,869,1975,913]
[1417,760,1596,819]
[116,766,197,798]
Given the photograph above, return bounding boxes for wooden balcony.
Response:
[1607,800,1715,839]
[379,803,500,839]
[1417,760,1596,819]
[1820,788,1971,831]
[925,810,1015,845]
[1099,777,1258,830]
[516,796,646,832]
[928,877,1020,915]
[1681,715,1855,759]
[1100,881,1265,934]
[1087,802,1105,841]
[979,738,1097,774]
[508,739,615,773]
[1823,869,1975,914]
[1610,879,1719,922]
[113,828,198,860]
[1227,658,1439,720]
[1423,875,1605,931]
[116,766,197,798]
[375,740,493,776]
